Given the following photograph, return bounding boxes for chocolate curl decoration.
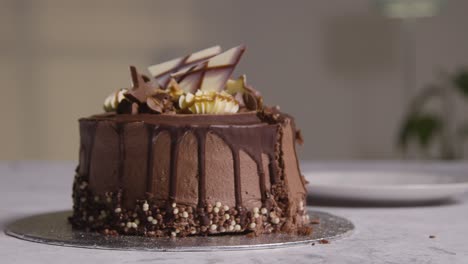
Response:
[244,86,263,111]
[242,92,258,111]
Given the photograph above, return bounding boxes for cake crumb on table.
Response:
[318,239,330,244]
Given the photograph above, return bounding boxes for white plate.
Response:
[303,162,468,203]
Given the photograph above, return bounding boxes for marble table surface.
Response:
[1,161,467,264]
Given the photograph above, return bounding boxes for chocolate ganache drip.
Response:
[142,122,280,209]
[78,121,98,180]
[80,113,283,209]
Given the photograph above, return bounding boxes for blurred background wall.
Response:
[1,0,467,160]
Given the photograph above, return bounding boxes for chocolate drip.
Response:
[142,126,190,204]
[268,154,278,184]
[194,130,207,208]
[145,124,157,193]
[231,147,242,207]
[211,125,278,207]
[85,115,280,211]
[82,121,98,179]
[116,123,126,188]
[194,129,208,230]
[256,159,267,203]
[167,128,186,203]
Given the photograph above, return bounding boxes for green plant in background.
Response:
[399,68,468,160]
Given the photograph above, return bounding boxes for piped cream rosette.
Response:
[178,90,239,114]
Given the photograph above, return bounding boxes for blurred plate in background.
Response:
[302,162,468,204]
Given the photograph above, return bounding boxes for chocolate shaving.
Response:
[147,97,164,113]
[226,75,263,112]
[243,84,263,110]
[245,232,257,238]
[147,93,175,114]
[154,93,173,107]
[318,239,329,244]
[124,66,160,104]
[242,91,258,111]
[259,106,287,124]
[297,226,313,236]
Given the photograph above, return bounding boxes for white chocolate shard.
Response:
[201,68,232,93]
[148,46,222,88]
[178,70,204,94]
[176,45,246,93]
[207,45,245,67]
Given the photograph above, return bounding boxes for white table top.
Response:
[1,161,467,264]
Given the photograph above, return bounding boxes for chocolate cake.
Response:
[70,45,310,237]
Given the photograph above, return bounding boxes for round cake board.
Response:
[4,210,354,252]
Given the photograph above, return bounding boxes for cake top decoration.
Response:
[103,45,263,115]
[148,45,222,88]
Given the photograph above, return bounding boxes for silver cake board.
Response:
[4,210,354,252]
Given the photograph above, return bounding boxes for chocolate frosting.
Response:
[74,110,307,236]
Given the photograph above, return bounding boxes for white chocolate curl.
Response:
[103,88,127,112]
[179,90,239,114]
